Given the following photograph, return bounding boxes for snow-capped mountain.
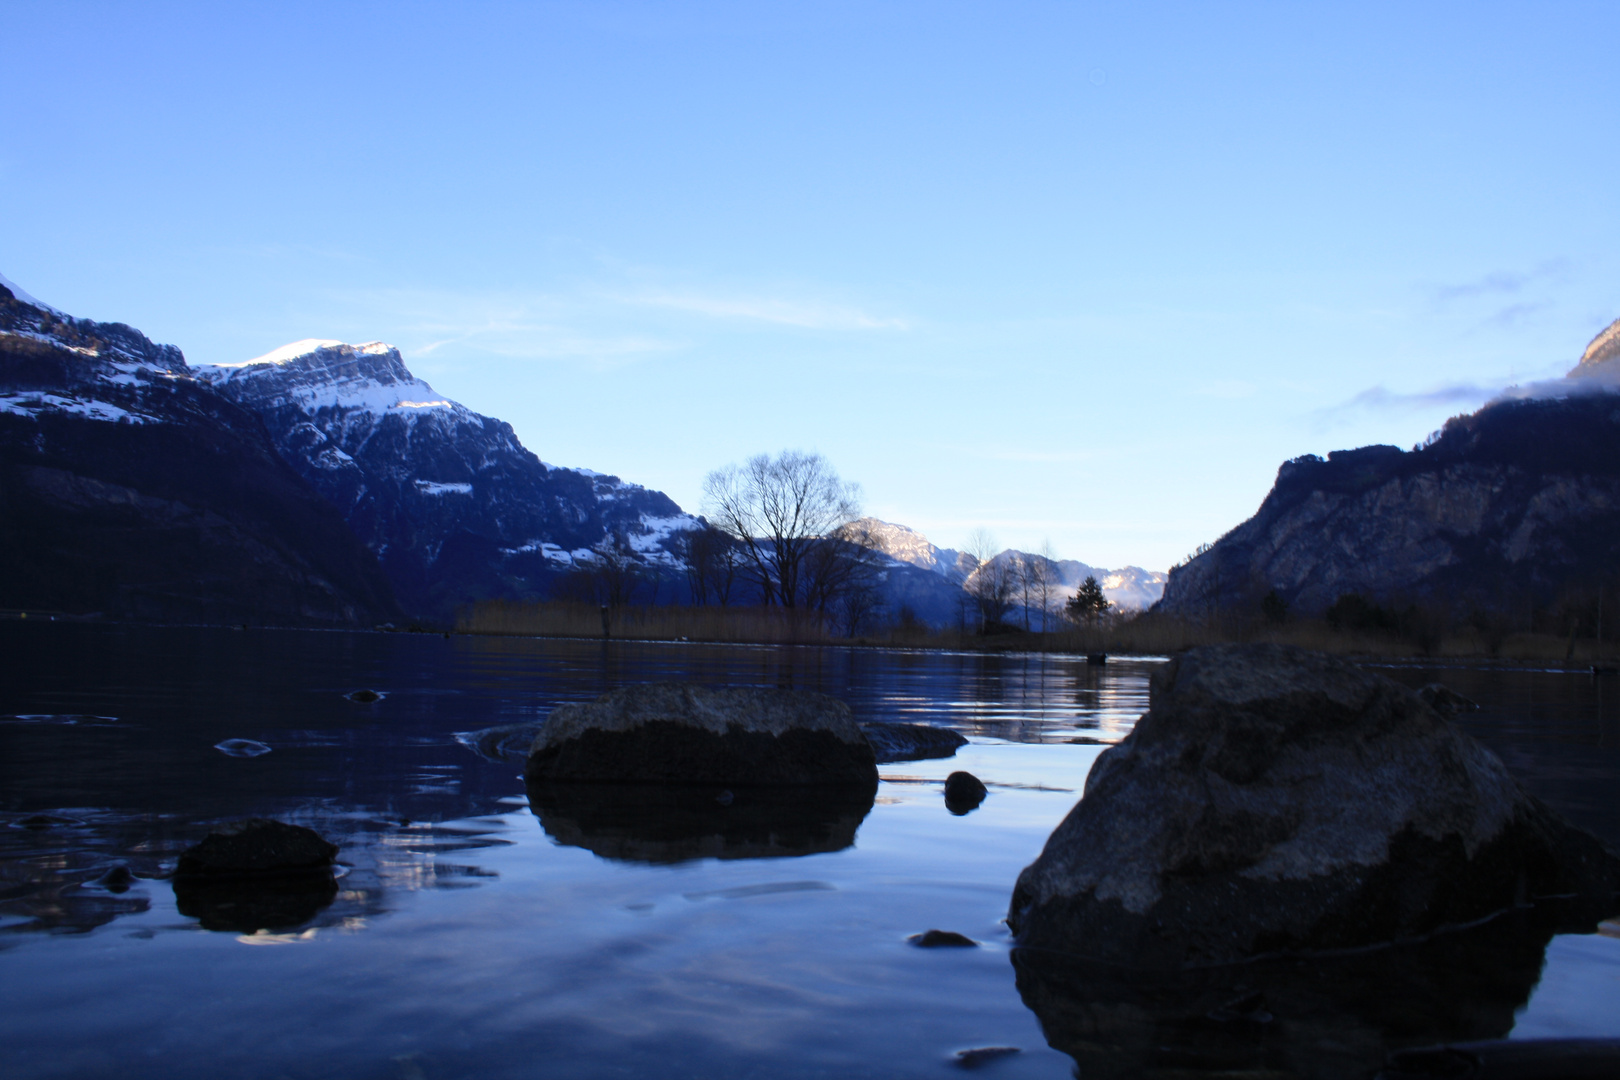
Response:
[860,518,1167,613]
[855,518,973,580]
[196,339,699,616]
[0,277,399,625]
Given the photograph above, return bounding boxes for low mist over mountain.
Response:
[0,279,399,625]
[196,340,696,618]
[1158,318,1620,618]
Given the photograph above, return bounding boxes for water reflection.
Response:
[1014,908,1557,1080]
[526,779,875,863]
[172,870,337,933]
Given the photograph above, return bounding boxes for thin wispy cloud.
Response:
[622,290,909,331]
[1431,259,1570,303]
[1324,382,1503,415]
[331,287,685,370]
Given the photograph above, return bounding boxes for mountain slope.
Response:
[196,341,698,618]
[0,281,400,626]
[1158,320,1620,618]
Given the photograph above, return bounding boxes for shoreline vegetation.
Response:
[454,599,1620,667]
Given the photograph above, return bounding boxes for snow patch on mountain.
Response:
[0,392,158,425]
[855,518,971,578]
[195,340,466,420]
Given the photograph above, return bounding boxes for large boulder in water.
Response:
[1007,644,1620,967]
[525,684,878,789]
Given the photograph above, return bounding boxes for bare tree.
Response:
[963,528,1014,629]
[1034,540,1058,633]
[676,523,741,605]
[702,450,862,609]
[555,531,643,608]
[1012,552,1037,631]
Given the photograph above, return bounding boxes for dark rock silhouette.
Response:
[944,771,988,814]
[525,778,873,864]
[1008,644,1620,967]
[525,684,878,790]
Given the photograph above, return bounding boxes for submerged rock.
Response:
[525,684,878,789]
[862,722,968,763]
[526,777,873,863]
[944,771,988,814]
[346,689,382,703]
[1007,644,1620,967]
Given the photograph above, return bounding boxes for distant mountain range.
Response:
[857,518,1168,613]
[1,273,1166,630]
[1157,317,1620,619]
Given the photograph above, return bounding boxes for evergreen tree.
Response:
[1066,575,1111,626]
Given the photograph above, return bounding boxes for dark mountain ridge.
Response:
[1158,321,1620,619]
[0,285,401,626]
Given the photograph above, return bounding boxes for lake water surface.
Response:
[1,624,1616,1079]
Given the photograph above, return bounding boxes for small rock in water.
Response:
[943,771,988,814]
[346,689,382,703]
[1086,653,1107,666]
[714,790,734,806]
[214,738,272,758]
[954,1046,1020,1069]
[909,929,978,948]
[1417,683,1479,716]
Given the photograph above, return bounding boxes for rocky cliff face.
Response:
[1158,323,1620,617]
[196,341,698,617]
[0,282,400,626]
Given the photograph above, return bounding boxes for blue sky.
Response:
[6,2,1617,569]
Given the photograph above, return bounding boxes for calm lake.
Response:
[1,623,1617,1079]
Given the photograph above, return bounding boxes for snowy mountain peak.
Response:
[855,518,969,578]
[0,271,55,313]
[229,338,393,367]
[1571,318,1620,379]
[195,340,453,416]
